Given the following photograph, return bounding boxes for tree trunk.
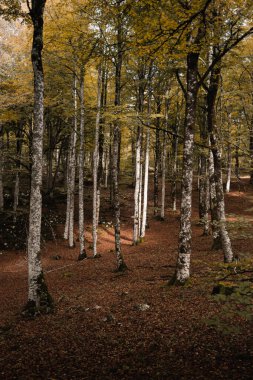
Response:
[209,147,221,248]
[140,72,152,240]
[92,66,102,259]
[172,52,199,285]
[0,125,4,211]
[249,126,253,184]
[112,6,127,271]
[24,0,53,315]
[78,68,86,260]
[225,141,232,193]
[207,57,233,263]
[161,131,167,220]
[64,75,77,249]
[133,125,142,245]
[171,125,178,212]
[13,124,23,222]
[154,99,161,216]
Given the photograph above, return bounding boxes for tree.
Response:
[23,0,53,316]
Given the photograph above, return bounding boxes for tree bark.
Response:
[112,5,127,271]
[92,66,102,259]
[64,75,77,249]
[154,99,161,216]
[207,57,233,263]
[160,131,167,220]
[25,0,53,315]
[0,125,4,211]
[78,68,86,260]
[173,52,199,284]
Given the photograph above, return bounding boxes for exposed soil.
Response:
[1,178,253,379]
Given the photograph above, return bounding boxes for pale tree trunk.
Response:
[249,126,253,184]
[140,71,152,240]
[140,126,150,241]
[154,99,161,216]
[207,56,233,263]
[133,125,142,245]
[209,147,221,248]
[160,131,167,220]
[138,158,143,234]
[92,66,102,259]
[78,68,86,260]
[0,125,4,211]
[104,133,109,188]
[96,64,106,226]
[64,75,77,248]
[171,124,178,212]
[172,52,200,285]
[24,0,53,315]
[225,141,231,193]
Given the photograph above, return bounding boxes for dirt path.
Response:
[0,180,253,379]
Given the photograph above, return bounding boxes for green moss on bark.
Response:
[22,272,54,318]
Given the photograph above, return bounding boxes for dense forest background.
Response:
[1,1,253,379]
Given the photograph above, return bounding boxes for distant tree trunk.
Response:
[64,75,77,249]
[207,56,233,263]
[171,124,178,212]
[133,125,142,245]
[249,126,253,184]
[226,141,232,193]
[209,146,221,248]
[0,125,4,211]
[172,52,199,285]
[78,68,86,261]
[235,143,240,178]
[92,66,102,259]
[131,129,135,187]
[160,131,167,220]
[13,124,23,222]
[140,72,152,240]
[154,99,161,216]
[46,120,53,197]
[24,0,53,315]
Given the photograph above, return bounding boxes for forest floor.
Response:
[1,177,253,379]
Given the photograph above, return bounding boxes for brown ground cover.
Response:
[1,179,253,379]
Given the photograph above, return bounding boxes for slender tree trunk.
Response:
[0,125,4,212]
[92,66,102,259]
[209,147,221,248]
[64,75,77,248]
[112,6,127,271]
[24,0,53,315]
[140,71,152,240]
[161,131,167,220]
[207,57,233,263]
[172,52,199,285]
[171,125,178,212]
[235,143,240,178]
[249,126,253,184]
[226,141,232,193]
[133,125,142,245]
[78,68,86,260]
[154,99,161,216]
[13,125,23,222]
[47,120,53,196]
